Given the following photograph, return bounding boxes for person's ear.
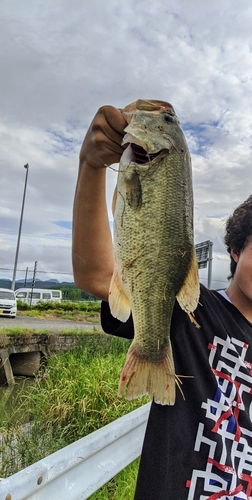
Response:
[230,248,239,263]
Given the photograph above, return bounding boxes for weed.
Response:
[16,300,101,322]
[0,336,148,498]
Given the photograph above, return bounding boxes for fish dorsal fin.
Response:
[109,268,131,322]
[176,249,200,318]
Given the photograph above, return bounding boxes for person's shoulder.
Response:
[199,283,225,304]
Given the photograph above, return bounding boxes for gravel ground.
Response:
[0,315,101,332]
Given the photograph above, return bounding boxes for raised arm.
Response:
[72,106,126,301]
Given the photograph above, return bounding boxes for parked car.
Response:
[0,288,17,318]
[15,288,62,305]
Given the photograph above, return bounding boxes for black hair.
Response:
[224,195,252,279]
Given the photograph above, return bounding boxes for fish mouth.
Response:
[131,144,164,165]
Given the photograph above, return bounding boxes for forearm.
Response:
[72,105,126,301]
[72,162,114,301]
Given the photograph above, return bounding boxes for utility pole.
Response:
[29,261,38,306]
[24,267,28,287]
[11,164,29,291]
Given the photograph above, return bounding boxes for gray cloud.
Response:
[1,0,252,287]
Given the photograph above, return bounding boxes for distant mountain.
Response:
[0,278,75,290]
[0,279,12,290]
[16,278,42,283]
[0,277,98,301]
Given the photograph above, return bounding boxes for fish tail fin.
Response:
[118,339,176,405]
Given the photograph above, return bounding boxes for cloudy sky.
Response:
[1,0,252,289]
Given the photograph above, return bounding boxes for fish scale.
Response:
[109,99,200,405]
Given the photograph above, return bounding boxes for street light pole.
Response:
[11,163,29,291]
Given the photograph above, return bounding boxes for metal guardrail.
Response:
[0,402,151,500]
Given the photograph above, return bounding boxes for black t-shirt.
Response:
[101,284,252,499]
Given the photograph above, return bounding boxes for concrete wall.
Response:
[0,333,112,385]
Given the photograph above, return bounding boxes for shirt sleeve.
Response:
[100,301,134,340]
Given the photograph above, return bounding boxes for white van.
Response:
[15,288,62,305]
[0,288,17,318]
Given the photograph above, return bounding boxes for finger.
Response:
[100,105,127,135]
[94,107,126,152]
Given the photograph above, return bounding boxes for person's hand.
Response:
[79,105,127,170]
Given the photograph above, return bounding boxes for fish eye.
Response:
[163,114,174,123]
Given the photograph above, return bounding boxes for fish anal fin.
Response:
[118,340,176,405]
[109,269,131,322]
[176,249,200,318]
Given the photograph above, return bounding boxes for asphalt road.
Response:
[0,315,101,332]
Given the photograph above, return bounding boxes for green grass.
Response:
[88,459,140,499]
[0,336,148,498]
[16,300,101,321]
[0,327,103,336]
[0,327,52,335]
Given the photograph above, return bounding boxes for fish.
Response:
[109,99,200,405]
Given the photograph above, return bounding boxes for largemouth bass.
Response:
[109,99,200,405]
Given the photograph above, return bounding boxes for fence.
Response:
[0,402,151,500]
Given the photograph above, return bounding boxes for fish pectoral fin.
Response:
[109,269,131,322]
[176,249,200,321]
[125,172,142,209]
